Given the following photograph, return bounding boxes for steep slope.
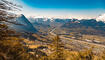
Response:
[9,14,38,33]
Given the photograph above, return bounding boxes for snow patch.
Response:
[96,14,105,22]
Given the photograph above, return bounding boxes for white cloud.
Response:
[96,14,105,22]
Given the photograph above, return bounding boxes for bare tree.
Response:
[0,0,21,23]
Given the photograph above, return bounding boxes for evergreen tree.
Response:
[48,35,65,60]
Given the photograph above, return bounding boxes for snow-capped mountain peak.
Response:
[96,14,105,22]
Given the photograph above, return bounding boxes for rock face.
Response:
[9,14,38,33]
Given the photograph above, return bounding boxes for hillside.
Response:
[61,19,105,36]
[9,14,38,33]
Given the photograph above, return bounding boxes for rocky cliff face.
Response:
[9,14,38,33]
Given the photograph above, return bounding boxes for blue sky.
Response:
[22,0,105,9]
[13,0,105,19]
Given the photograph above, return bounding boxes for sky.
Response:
[11,0,105,19]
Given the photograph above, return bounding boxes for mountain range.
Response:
[7,14,105,36]
[28,15,105,36]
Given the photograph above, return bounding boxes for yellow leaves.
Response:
[48,49,81,60]
[0,24,7,28]
[79,50,92,57]
[28,45,40,49]
[62,50,80,60]
[77,48,93,60]
[1,40,21,50]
